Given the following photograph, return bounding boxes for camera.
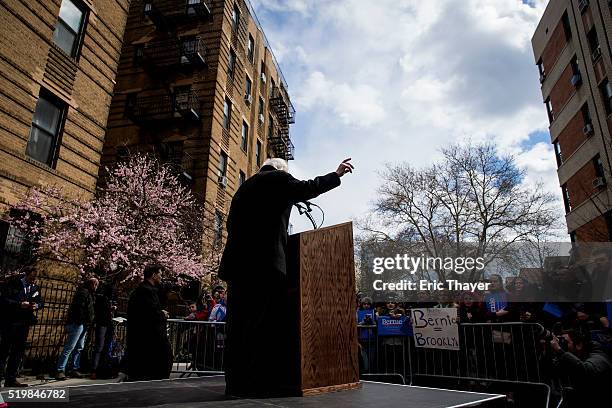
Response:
[363,315,374,325]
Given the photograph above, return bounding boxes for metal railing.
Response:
[143,37,206,69]
[129,90,201,122]
[358,321,553,406]
[166,319,225,377]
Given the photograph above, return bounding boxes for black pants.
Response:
[225,275,299,397]
[0,323,30,382]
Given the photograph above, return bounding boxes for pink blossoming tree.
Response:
[7,154,218,283]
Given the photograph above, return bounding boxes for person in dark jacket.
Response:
[90,282,116,379]
[0,266,43,387]
[56,277,98,380]
[126,264,172,381]
[551,328,612,407]
[219,157,353,397]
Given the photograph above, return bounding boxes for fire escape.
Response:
[143,0,212,32]
[269,84,295,160]
[141,36,207,72]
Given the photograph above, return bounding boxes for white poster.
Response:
[410,308,460,351]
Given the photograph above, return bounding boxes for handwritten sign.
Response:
[410,308,459,350]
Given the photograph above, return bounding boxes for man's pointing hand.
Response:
[336,158,354,177]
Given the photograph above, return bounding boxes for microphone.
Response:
[294,201,324,230]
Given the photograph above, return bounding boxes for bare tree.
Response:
[360,141,562,282]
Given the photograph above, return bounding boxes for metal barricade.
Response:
[166,319,225,377]
[358,321,552,407]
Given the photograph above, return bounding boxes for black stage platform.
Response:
[2,376,505,408]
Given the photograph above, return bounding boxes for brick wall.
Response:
[575,214,609,241]
[549,61,576,116]
[557,108,587,160]
[566,159,598,208]
[541,15,569,74]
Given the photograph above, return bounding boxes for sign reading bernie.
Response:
[410,308,460,351]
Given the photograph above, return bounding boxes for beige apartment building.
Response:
[533,0,612,241]
[0,0,130,270]
[101,0,295,248]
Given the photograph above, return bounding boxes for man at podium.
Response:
[219,157,354,397]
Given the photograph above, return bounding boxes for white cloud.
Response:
[251,0,560,233]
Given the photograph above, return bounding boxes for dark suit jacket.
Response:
[219,166,341,284]
[0,275,43,325]
[127,281,172,380]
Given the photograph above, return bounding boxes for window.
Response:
[134,44,144,63]
[270,78,276,96]
[245,75,252,97]
[545,98,554,123]
[182,37,197,56]
[53,0,87,58]
[562,11,571,40]
[0,214,35,271]
[570,231,576,242]
[239,170,246,186]
[570,57,581,87]
[162,141,184,165]
[232,3,240,32]
[214,211,223,244]
[258,97,264,116]
[116,146,129,161]
[260,60,266,82]
[256,140,262,167]
[228,48,236,78]
[581,103,592,125]
[241,121,249,152]
[247,34,254,63]
[587,27,601,61]
[600,79,612,114]
[268,114,274,139]
[594,155,605,178]
[553,141,563,166]
[562,185,572,213]
[223,97,232,129]
[219,151,228,179]
[26,91,66,167]
[537,58,546,83]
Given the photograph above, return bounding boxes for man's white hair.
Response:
[262,157,289,172]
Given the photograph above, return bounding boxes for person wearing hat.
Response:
[219,157,354,397]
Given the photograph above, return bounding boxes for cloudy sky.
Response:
[249,0,559,233]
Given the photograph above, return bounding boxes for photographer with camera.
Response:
[550,326,612,407]
[0,266,43,387]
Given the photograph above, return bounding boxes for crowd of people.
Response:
[356,273,612,406]
[0,264,228,387]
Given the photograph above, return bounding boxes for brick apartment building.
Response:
[0,0,130,270]
[533,0,612,241]
[101,0,295,248]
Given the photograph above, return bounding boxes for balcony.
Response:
[268,134,295,161]
[165,151,195,184]
[127,89,201,123]
[270,85,296,125]
[269,84,296,160]
[144,0,212,31]
[142,37,206,70]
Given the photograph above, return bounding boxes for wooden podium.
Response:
[285,221,360,396]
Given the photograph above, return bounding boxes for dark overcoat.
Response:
[219,166,341,397]
[126,281,172,381]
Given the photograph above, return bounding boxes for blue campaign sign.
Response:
[484,292,507,313]
[606,300,612,320]
[543,303,563,318]
[357,309,376,324]
[377,315,412,336]
[357,309,376,341]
